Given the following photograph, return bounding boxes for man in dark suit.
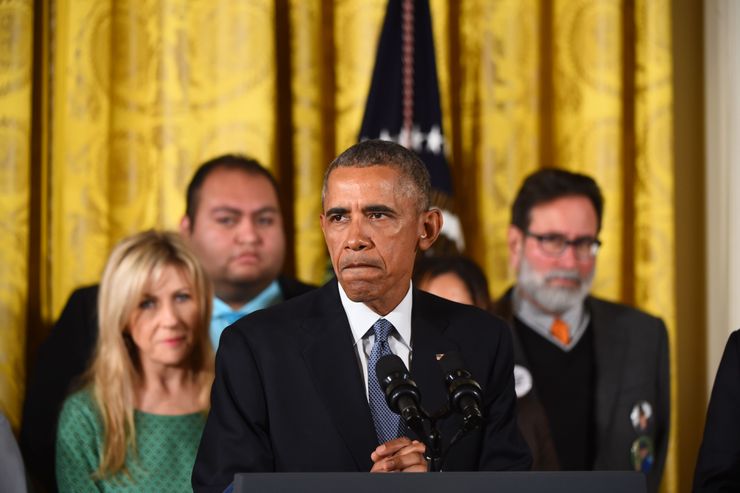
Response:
[492,169,669,493]
[192,140,531,491]
[20,155,314,492]
[693,329,740,491]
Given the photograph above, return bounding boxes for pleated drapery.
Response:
[0,0,679,490]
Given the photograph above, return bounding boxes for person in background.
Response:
[413,255,492,310]
[56,231,213,492]
[21,154,314,492]
[492,168,669,492]
[693,329,740,492]
[179,155,315,348]
[0,411,27,493]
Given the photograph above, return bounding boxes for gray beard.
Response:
[517,257,593,314]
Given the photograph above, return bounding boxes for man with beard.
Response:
[492,169,669,493]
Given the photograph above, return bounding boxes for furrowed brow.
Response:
[362,204,396,214]
[325,207,349,216]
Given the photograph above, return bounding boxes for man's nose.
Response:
[557,244,579,268]
[236,219,258,244]
[345,218,370,251]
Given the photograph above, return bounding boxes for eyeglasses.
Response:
[524,231,602,259]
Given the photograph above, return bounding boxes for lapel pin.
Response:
[514,365,533,398]
[630,401,654,433]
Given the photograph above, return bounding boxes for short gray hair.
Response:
[322,139,432,212]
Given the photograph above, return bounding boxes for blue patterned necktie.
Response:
[367,318,404,444]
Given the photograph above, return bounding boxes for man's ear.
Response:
[507,225,524,270]
[418,208,443,251]
[179,216,191,238]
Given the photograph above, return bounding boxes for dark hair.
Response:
[185,154,279,224]
[322,139,431,212]
[413,255,491,310]
[511,168,604,232]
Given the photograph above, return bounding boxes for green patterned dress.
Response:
[56,389,206,492]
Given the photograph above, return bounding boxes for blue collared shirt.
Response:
[209,280,283,349]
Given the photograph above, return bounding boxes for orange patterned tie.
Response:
[550,318,571,345]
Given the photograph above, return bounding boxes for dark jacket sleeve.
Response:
[476,319,533,471]
[693,330,740,492]
[192,325,273,493]
[651,318,671,493]
[20,285,99,493]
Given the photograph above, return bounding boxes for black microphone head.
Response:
[437,351,483,429]
[375,354,421,415]
[375,354,408,389]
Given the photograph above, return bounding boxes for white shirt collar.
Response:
[337,281,413,348]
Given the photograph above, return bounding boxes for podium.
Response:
[233,471,646,492]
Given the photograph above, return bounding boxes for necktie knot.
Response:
[372,318,394,343]
[550,318,571,345]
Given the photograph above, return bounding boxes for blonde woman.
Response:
[56,231,214,492]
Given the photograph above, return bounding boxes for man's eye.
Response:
[573,238,595,248]
[368,212,386,220]
[542,235,566,246]
[256,216,275,227]
[329,214,347,223]
[215,216,237,226]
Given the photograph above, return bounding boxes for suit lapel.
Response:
[590,297,628,439]
[409,291,459,423]
[299,282,376,470]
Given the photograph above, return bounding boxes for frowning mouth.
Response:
[233,252,259,263]
[545,277,581,288]
[339,259,382,271]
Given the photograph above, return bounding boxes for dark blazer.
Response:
[693,329,740,492]
[20,277,314,493]
[494,289,670,493]
[192,280,531,492]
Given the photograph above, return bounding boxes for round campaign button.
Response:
[630,436,654,473]
[630,400,653,433]
[513,365,533,398]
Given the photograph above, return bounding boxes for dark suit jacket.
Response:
[494,289,670,493]
[20,277,314,493]
[693,329,740,492]
[192,280,532,492]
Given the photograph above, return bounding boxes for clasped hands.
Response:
[370,437,428,472]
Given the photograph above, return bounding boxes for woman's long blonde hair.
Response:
[86,230,214,478]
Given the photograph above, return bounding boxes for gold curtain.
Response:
[0,0,32,431]
[1,0,685,489]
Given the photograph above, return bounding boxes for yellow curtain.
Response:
[451,1,677,489]
[2,0,684,489]
[0,0,33,430]
[294,0,678,489]
[47,0,278,320]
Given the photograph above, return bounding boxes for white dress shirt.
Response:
[337,281,413,400]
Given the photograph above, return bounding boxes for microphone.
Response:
[438,351,483,431]
[375,355,425,433]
